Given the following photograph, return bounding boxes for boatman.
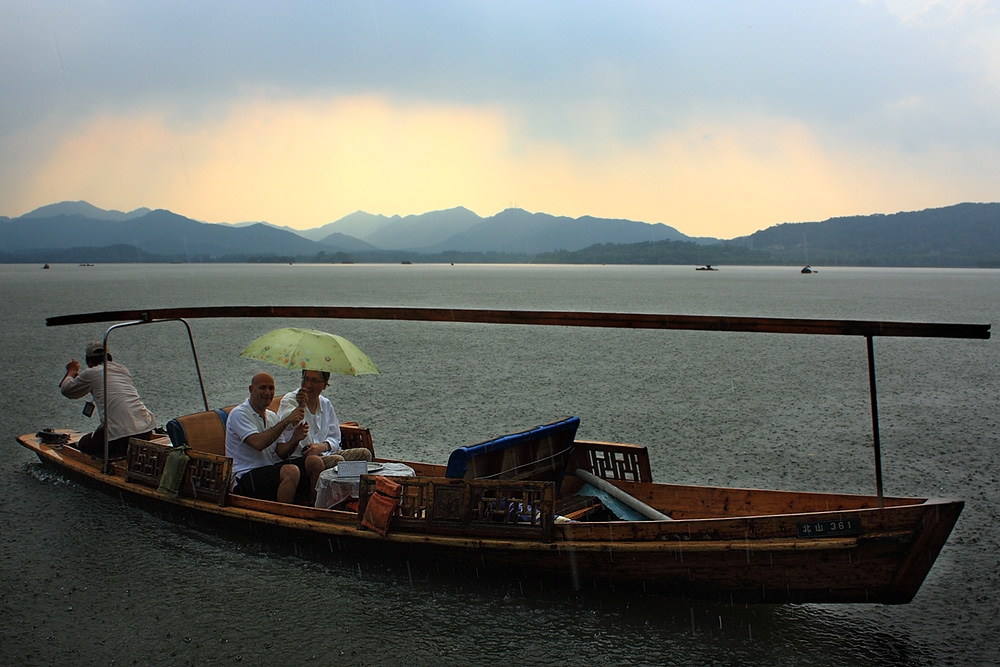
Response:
[59,342,156,458]
[225,372,325,505]
[276,369,374,468]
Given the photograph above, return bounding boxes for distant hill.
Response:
[367,207,483,250]
[2,200,998,266]
[1,201,710,260]
[727,202,1000,267]
[19,200,151,221]
[0,208,343,260]
[423,208,699,253]
[538,203,1000,268]
[306,210,398,242]
[309,206,698,253]
[315,232,379,252]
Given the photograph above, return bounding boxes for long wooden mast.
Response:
[46,305,992,339]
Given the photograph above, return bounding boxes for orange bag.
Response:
[361,476,402,536]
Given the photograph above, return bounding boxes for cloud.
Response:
[12,92,994,238]
[2,3,998,236]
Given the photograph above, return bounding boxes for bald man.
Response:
[224,372,324,504]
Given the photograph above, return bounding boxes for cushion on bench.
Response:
[165,408,231,456]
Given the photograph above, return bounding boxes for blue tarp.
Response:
[444,417,580,479]
[574,483,648,521]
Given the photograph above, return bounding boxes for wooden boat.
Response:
[17,306,991,604]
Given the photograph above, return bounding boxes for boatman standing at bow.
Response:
[225,372,325,505]
[60,342,156,458]
[276,369,374,468]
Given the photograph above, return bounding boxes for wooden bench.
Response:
[125,438,232,505]
[164,407,375,458]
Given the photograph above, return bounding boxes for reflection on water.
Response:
[2,263,997,666]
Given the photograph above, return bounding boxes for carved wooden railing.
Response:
[570,440,653,483]
[126,438,232,505]
[358,476,556,542]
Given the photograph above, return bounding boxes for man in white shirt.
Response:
[225,372,324,504]
[277,369,373,468]
[60,342,156,458]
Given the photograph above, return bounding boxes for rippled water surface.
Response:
[2,263,998,666]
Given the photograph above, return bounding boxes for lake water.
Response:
[2,263,998,666]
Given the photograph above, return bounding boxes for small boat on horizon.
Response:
[695,264,718,271]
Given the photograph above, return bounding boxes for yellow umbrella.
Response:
[239,327,379,376]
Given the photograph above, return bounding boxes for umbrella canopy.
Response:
[239,327,379,376]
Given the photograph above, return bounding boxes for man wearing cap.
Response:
[225,371,325,505]
[60,342,156,458]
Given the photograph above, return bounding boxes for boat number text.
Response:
[796,518,862,538]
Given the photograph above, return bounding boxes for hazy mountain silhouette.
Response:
[304,211,397,242]
[18,200,151,221]
[366,207,482,249]
[3,200,998,266]
[315,232,379,251]
[3,201,703,258]
[725,202,1000,267]
[538,202,1000,267]
[417,208,698,253]
[1,208,337,259]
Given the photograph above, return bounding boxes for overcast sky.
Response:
[2,1,998,238]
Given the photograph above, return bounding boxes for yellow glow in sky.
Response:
[13,95,986,238]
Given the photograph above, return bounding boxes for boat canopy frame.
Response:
[94,317,209,474]
[52,306,991,499]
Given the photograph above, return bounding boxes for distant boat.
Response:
[79,263,94,267]
[401,261,413,265]
[801,266,814,274]
[42,263,50,269]
[695,264,718,271]
[170,261,182,264]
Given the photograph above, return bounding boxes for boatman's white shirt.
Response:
[59,361,156,440]
[225,399,281,482]
[277,391,342,454]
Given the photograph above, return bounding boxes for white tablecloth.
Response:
[314,462,416,509]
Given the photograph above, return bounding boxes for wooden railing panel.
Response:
[359,476,556,542]
[126,438,232,505]
[571,440,653,483]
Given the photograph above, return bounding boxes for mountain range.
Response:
[0,202,706,261]
[1,201,998,267]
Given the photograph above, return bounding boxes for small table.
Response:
[314,462,416,509]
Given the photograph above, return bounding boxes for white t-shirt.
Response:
[225,399,281,481]
[60,361,156,440]
[277,391,342,454]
